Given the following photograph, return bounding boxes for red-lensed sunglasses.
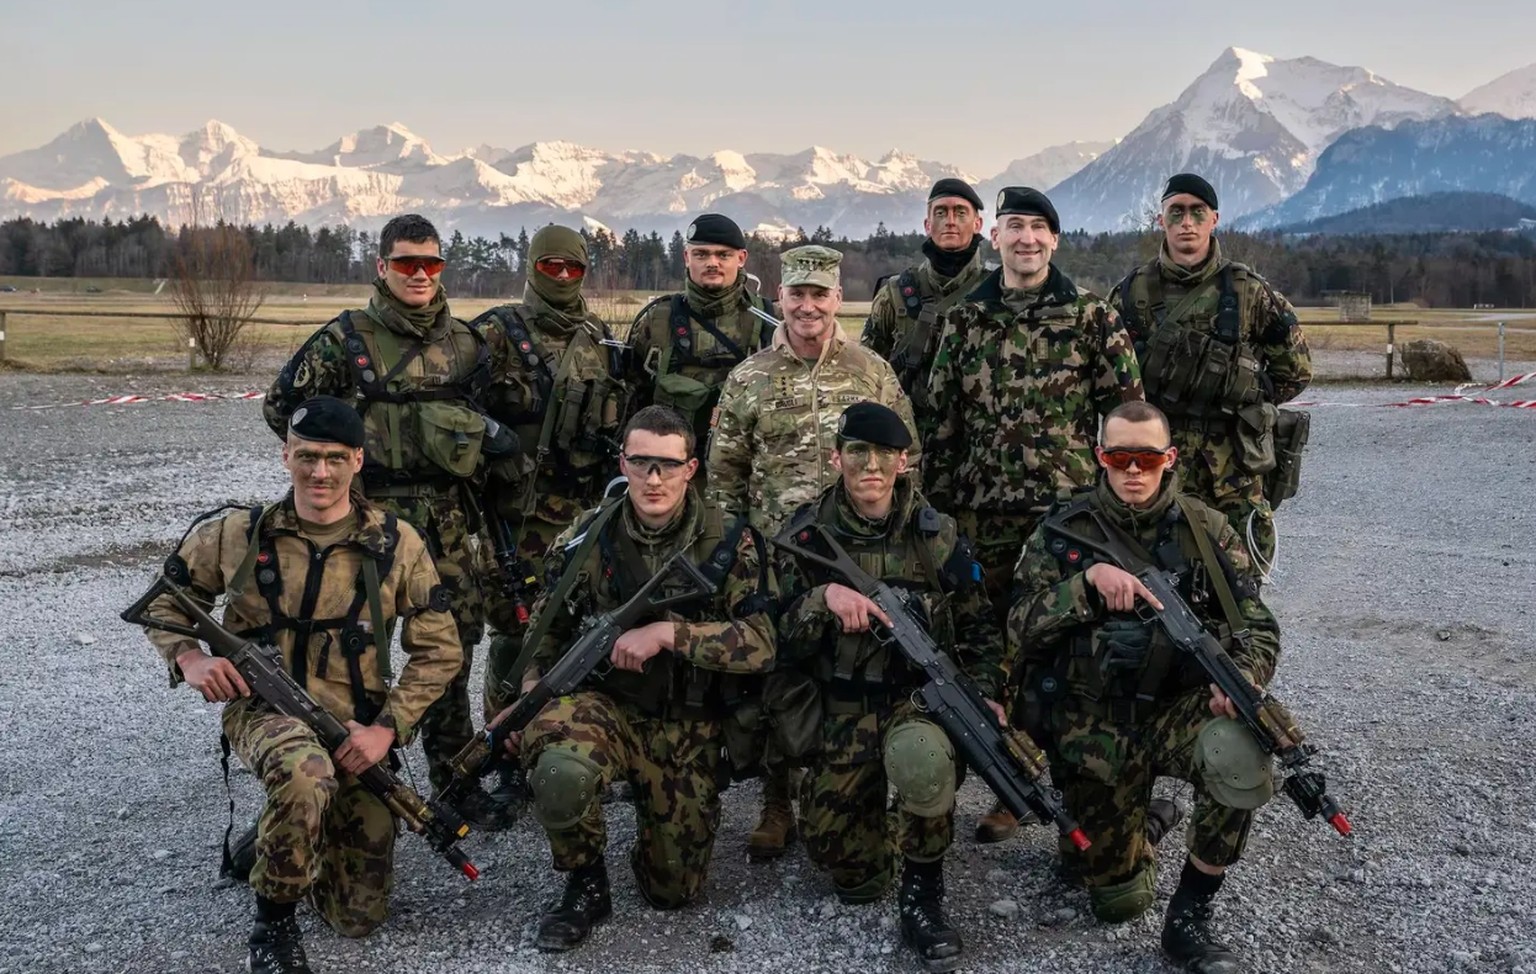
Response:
[1098,447,1173,471]
[384,255,446,277]
[535,256,586,280]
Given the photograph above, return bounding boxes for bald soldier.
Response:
[708,243,917,859]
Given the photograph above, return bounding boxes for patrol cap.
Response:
[780,244,843,289]
[1196,717,1275,810]
[288,396,365,448]
[1162,172,1219,211]
[928,177,984,211]
[995,186,1060,234]
[685,213,747,251]
[837,401,912,450]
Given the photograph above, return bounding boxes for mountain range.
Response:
[2,49,1534,238]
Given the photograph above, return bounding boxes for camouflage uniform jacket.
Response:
[1107,239,1312,418]
[524,487,778,717]
[777,478,1004,699]
[925,265,1143,517]
[1010,476,1279,709]
[708,326,918,537]
[473,290,627,525]
[145,497,463,742]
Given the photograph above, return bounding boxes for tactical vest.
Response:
[641,292,775,434]
[332,310,492,489]
[1118,263,1264,420]
[882,268,972,395]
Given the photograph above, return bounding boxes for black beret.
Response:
[928,177,983,211]
[837,401,912,450]
[685,213,747,251]
[288,396,365,448]
[995,186,1060,234]
[1162,173,1218,210]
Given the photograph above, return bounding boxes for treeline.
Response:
[3,215,1535,308]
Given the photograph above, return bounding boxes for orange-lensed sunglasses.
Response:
[384,255,446,277]
[535,257,586,280]
[1098,447,1173,471]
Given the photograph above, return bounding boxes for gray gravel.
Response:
[1,372,1534,974]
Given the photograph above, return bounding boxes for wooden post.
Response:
[0,311,7,362]
[1386,322,1396,380]
[187,335,198,370]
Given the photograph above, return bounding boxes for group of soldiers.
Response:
[136,169,1313,974]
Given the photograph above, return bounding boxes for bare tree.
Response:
[169,198,267,371]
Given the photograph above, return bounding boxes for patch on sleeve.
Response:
[709,405,721,429]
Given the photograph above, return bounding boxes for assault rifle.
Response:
[482,501,540,626]
[122,576,481,880]
[1049,508,1352,836]
[435,547,724,802]
[772,524,1091,851]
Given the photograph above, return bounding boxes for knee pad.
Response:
[1089,864,1156,923]
[883,721,956,817]
[529,748,604,830]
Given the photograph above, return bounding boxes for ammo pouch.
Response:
[763,668,823,761]
[720,698,765,777]
[553,377,626,468]
[1265,408,1310,509]
[653,371,716,425]
[1143,326,1262,417]
[1234,401,1279,476]
[416,400,487,478]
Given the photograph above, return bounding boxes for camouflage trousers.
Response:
[955,510,1041,632]
[1040,688,1254,890]
[482,514,570,723]
[371,488,486,791]
[224,701,396,938]
[1172,425,1275,566]
[800,700,958,899]
[521,690,724,908]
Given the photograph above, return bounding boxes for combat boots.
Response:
[1162,882,1241,973]
[458,778,522,833]
[1146,797,1185,847]
[247,908,312,974]
[747,769,797,860]
[224,823,259,883]
[536,858,612,952]
[898,858,963,973]
[973,799,1040,843]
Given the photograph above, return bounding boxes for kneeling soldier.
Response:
[1011,400,1281,973]
[775,402,1002,973]
[138,397,463,974]
[515,405,779,951]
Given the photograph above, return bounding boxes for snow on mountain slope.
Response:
[1461,63,1536,119]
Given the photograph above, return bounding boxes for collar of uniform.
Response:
[1158,235,1225,287]
[1092,470,1181,535]
[821,475,917,541]
[518,284,609,341]
[771,320,848,366]
[265,492,394,556]
[685,276,748,318]
[621,483,702,547]
[967,263,1078,312]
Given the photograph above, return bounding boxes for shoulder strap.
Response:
[1214,265,1242,345]
[227,504,275,598]
[360,511,400,682]
[908,507,945,592]
[495,307,557,401]
[1173,495,1246,635]
[659,294,691,376]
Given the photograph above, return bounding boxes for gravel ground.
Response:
[1,372,1533,974]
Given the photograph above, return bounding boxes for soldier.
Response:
[709,243,916,859]
[925,187,1143,842]
[775,402,1001,973]
[1108,173,1312,570]
[140,397,462,974]
[513,405,778,951]
[625,213,776,481]
[1010,400,1280,973]
[861,177,988,434]
[263,214,511,822]
[472,224,629,820]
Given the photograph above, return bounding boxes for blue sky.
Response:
[7,0,1534,175]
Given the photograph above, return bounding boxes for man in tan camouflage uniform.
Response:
[514,405,778,951]
[472,224,629,821]
[1108,173,1312,571]
[861,178,988,436]
[926,187,1143,842]
[625,213,776,483]
[264,214,511,821]
[775,402,1001,973]
[1010,400,1280,973]
[709,243,917,858]
[141,396,462,974]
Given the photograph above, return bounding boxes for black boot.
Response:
[1146,797,1185,847]
[458,777,521,833]
[1161,862,1241,974]
[224,822,258,883]
[247,899,312,974]
[898,859,963,974]
[536,858,613,952]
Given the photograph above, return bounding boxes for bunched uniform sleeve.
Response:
[671,527,779,674]
[384,535,465,743]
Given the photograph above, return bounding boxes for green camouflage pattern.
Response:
[480,513,568,722]
[955,509,1041,635]
[708,329,917,537]
[925,265,1143,516]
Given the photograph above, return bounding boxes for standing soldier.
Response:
[709,244,916,859]
[473,224,629,820]
[263,214,510,821]
[625,213,776,484]
[138,397,463,974]
[515,405,778,951]
[925,187,1142,843]
[861,178,988,435]
[1108,173,1312,571]
[775,403,1001,973]
[1010,401,1280,972]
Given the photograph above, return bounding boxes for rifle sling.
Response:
[1172,495,1248,636]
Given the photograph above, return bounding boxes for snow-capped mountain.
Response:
[977,141,1115,202]
[1461,63,1536,119]
[1048,48,1459,231]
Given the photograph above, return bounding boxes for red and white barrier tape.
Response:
[1291,371,1536,409]
[13,390,265,410]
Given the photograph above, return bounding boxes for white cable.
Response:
[1246,509,1278,584]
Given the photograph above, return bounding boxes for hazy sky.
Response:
[6,0,1535,176]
